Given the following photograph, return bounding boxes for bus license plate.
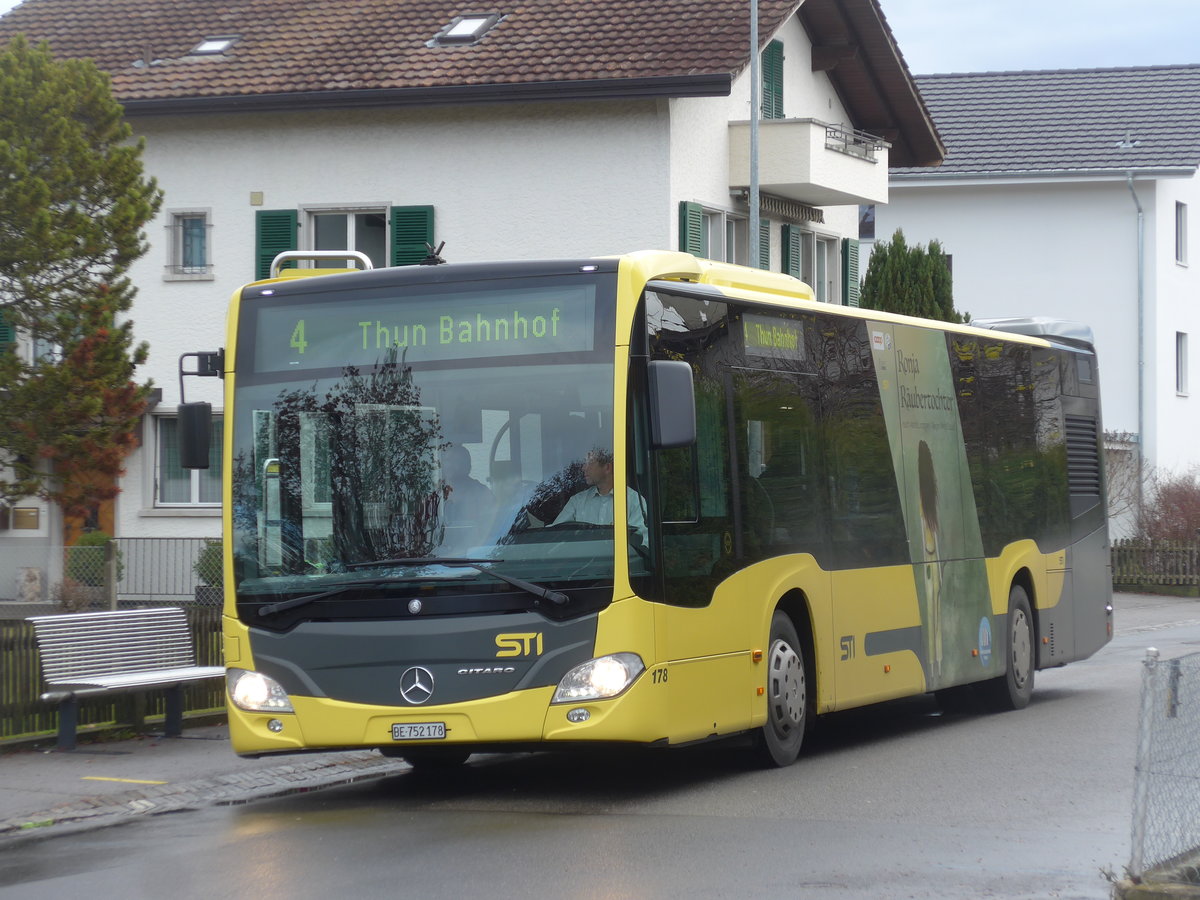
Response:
[392,722,446,741]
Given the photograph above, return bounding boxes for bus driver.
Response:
[552,448,647,545]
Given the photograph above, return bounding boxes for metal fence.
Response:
[116,537,222,606]
[1130,649,1200,883]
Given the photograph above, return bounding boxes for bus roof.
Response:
[970,317,1096,352]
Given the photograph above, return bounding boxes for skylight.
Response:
[191,36,239,56]
[433,14,500,45]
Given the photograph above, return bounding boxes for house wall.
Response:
[0,341,61,600]
[876,171,1200,528]
[1149,174,1200,473]
[669,14,861,270]
[875,179,1147,452]
[112,14,880,540]
[118,99,672,538]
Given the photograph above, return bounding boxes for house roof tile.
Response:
[892,65,1200,178]
[0,0,800,100]
[0,0,943,167]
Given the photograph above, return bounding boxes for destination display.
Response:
[252,284,597,373]
[743,313,805,362]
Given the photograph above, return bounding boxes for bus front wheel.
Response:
[980,584,1035,711]
[754,611,808,767]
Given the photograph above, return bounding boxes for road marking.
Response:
[81,776,168,785]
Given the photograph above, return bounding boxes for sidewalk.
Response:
[0,723,408,843]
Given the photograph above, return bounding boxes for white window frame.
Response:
[301,202,390,269]
[163,208,214,281]
[698,207,748,266]
[814,236,838,303]
[155,414,223,507]
[1176,202,1188,266]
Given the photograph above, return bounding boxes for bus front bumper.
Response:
[228,674,667,757]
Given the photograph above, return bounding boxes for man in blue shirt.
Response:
[552,448,647,545]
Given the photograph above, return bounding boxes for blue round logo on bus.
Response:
[978,617,993,667]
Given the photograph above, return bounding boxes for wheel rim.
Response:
[1010,607,1032,690]
[767,638,805,737]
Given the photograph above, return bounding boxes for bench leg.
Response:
[57,698,79,752]
[164,685,184,738]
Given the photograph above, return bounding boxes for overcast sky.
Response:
[0,0,1197,74]
[883,0,1199,74]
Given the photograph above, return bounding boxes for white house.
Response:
[871,66,1200,532]
[0,0,943,596]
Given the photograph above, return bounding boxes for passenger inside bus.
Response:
[551,448,648,545]
[440,443,496,548]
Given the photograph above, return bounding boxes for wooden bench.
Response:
[26,607,224,751]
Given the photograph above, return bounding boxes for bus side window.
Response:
[822,319,908,568]
[732,369,826,560]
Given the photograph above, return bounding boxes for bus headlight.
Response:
[552,653,644,703]
[228,669,294,713]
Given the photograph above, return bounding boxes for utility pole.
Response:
[749,0,761,268]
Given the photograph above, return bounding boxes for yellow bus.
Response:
[179,249,1112,767]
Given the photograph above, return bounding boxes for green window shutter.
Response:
[0,308,15,348]
[255,209,298,280]
[391,206,434,266]
[842,238,861,307]
[679,201,705,257]
[758,218,770,270]
[781,224,802,278]
[762,41,784,120]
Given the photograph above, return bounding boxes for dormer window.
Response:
[433,14,500,45]
[191,36,239,56]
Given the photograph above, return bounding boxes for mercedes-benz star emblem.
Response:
[399,666,435,705]
[407,598,423,615]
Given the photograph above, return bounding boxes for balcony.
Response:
[728,119,890,207]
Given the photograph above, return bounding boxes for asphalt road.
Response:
[2,593,1197,900]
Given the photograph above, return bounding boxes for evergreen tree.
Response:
[859,229,967,323]
[0,36,161,517]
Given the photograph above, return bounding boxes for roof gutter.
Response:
[891,166,1197,184]
[119,73,734,117]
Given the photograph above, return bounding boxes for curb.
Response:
[0,751,408,845]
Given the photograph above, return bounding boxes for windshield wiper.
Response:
[346,557,569,606]
[256,579,406,617]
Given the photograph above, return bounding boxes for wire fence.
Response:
[1130,649,1200,884]
[117,537,222,606]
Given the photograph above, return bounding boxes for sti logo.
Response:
[871,331,892,351]
[495,632,544,657]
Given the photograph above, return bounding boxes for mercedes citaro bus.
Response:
[178,249,1111,768]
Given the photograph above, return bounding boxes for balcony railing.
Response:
[825,124,888,161]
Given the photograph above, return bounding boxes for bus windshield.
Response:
[227,271,634,614]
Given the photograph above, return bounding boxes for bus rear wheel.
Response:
[980,584,1035,711]
[754,612,808,767]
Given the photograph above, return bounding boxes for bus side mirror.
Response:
[648,360,696,449]
[178,402,213,470]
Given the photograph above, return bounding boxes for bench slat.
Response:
[26,607,225,751]
[27,607,220,685]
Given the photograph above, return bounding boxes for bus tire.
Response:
[754,611,808,767]
[980,584,1035,711]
